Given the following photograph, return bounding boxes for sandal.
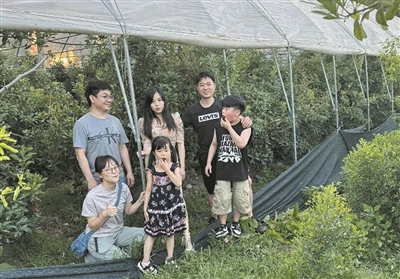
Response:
[137,260,158,274]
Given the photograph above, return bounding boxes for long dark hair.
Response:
[143,86,177,141]
[148,136,178,166]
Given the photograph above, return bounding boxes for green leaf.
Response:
[323,14,339,19]
[354,19,364,40]
[319,0,338,15]
[361,11,370,21]
[375,8,388,26]
[312,10,337,18]
[386,0,400,20]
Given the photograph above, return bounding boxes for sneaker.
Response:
[230,222,242,238]
[137,261,157,274]
[256,220,266,234]
[215,224,229,238]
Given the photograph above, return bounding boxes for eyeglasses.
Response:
[103,165,121,174]
[95,94,114,101]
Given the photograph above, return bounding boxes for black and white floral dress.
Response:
[144,162,186,237]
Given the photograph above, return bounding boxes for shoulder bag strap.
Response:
[115,181,122,206]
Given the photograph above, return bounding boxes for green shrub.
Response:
[290,184,361,279]
[0,126,45,244]
[343,130,400,263]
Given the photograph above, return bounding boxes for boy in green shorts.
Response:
[205,95,252,238]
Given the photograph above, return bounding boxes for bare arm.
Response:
[205,130,217,177]
[176,141,186,180]
[125,191,145,215]
[138,117,151,168]
[143,171,153,222]
[120,144,135,187]
[175,113,186,179]
[159,160,182,187]
[227,126,252,149]
[75,148,98,190]
[221,118,252,149]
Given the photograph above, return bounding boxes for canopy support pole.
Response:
[352,56,366,100]
[0,56,47,94]
[122,37,146,190]
[273,49,291,115]
[287,48,297,162]
[319,55,335,109]
[223,49,231,95]
[333,56,339,130]
[380,59,394,114]
[108,35,145,190]
[364,55,371,130]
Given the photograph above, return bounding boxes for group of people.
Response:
[72,72,263,274]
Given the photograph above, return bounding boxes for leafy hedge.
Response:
[343,130,400,264]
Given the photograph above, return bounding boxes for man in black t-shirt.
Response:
[181,72,264,233]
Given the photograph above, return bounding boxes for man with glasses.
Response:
[73,80,135,190]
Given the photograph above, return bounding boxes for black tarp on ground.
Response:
[0,117,397,279]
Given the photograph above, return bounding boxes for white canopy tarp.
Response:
[1,0,399,55]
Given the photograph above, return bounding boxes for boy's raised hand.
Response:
[220,116,231,129]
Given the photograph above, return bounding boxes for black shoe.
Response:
[256,220,266,234]
[215,224,229,238]
[230,222,242,238]
[137,261,158,274]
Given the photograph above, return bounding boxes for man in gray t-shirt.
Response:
[73,80,135,190]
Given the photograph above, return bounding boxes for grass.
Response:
[1,170,400,279]
[144,234,398,279]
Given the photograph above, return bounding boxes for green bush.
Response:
[290,184,361,279]
[0,126,45,244]
[343,130,400,263]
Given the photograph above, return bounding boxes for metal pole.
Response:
[107,36,136,137]
[108,36,146,190]
[380,59,393,114]
[0,56,47,94]
[364,55,370,130]
[333,56,339,129]
[320,55,335,109]
[273,49,291,115]
[223,49,231,95]
[352,56,365,100]
[122,37,146,190]
[288,48,297,163]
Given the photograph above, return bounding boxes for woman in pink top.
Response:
[138,86,193,252]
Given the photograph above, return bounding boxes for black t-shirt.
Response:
[181,99,222,155]
[214,122,251,181]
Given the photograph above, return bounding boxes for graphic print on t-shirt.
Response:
[218,134,242,163]
[198,112,220,122]
[88,126,121,144]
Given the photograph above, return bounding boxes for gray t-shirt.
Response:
[81,183,133,237]
[73,113,129,181]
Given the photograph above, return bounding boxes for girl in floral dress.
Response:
[138,86,194,251]
[137,136,186,274]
